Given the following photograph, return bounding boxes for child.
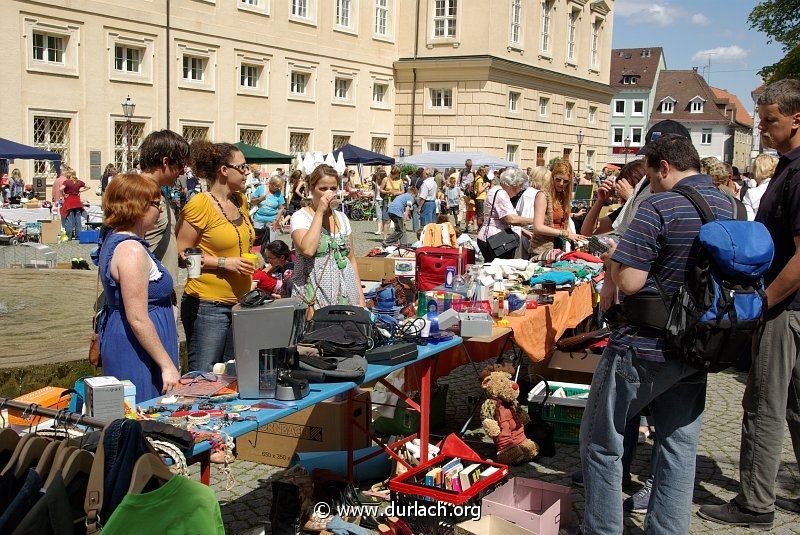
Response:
[445,176,461,228]
[465,198,476,233]
[252,240,294,297]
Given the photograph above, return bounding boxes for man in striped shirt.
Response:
[580,134,735,534]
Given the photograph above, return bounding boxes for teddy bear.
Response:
[480,363,539,465]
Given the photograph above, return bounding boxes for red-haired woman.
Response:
[529,160,586,255]
[98,173,180,402]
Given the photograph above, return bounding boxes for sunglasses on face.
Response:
[226,163,249,174]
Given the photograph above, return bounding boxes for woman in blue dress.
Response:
[98,173,180,402]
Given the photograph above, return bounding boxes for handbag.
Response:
[88,268,103,368]
[415,246,476,291]
[484,190,520,257]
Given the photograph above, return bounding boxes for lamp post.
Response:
[121,95,136,171]
[576,129,584,179]
[624,135,631,164]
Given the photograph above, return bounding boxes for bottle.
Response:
[498,294,506,318]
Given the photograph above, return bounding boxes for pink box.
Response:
[481,478,572,535]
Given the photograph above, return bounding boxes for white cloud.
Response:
[691,45,750,63]
[615,0,680,27]
[690,13,710,26]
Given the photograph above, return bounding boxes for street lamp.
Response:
[576,129,584,178]
[121,95,136,171]
[623,135,631,164]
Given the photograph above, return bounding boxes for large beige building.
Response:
[1,0,614,197]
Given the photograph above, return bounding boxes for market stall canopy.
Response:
[233,142,294,164]
[332,144,395,166]
[0,138,62,174]
[399,151,518,169]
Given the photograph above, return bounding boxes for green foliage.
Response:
[749,1,800,82]
[399,164,418,177]
[548,157,563,169]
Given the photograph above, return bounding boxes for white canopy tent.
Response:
[398,151,519,170]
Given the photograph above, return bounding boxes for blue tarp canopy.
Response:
[332,144,394,166]
[0,138,62,162]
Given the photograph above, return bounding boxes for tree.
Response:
[749,1,800,81]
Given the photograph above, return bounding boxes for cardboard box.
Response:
[355,256,395,282]
[84,377,125,422]
[455,516,537,535]
[236,391,371,467]
[38,219,60,244]
[482,478,573,535]
[528,349,601,386]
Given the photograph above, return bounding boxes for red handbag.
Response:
[415,247,475,291]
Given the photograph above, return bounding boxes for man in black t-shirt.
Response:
[699,79,800,528]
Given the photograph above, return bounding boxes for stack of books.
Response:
[423,458,500,492]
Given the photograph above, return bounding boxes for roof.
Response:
[649,70,730,124]
[751,83,765,99]
[711,87,754,128]
[609,47,664,89]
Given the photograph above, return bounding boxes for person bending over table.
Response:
[291,164,365,309]
[177,141,255,372]
[477,169,539,262]
[98,173,180,402]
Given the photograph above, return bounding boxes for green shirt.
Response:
[103,475,225,535]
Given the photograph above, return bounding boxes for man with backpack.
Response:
[698,78,800,529]
[580,134,741,534]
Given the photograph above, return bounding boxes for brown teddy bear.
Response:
[480,363,539,465]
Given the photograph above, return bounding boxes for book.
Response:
[425,467,443,488]
[480,466,499,480]
[459,464,480,490]
[443,463,463,491]
[441,457,461,473]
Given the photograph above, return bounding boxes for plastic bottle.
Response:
[498,294,506,318]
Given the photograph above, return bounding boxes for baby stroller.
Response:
[0,214,26,245]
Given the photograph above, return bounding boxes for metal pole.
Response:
[126,118,132,171]
[0,397,109,428]
[577,143,582,178]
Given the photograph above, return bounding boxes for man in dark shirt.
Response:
[580,134,735,534]
[699,79,800,528]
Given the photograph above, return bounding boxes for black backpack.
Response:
[295,306,373,381]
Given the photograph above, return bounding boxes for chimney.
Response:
[693,67,698,72]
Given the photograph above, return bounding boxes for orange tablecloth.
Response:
[402,283,595,390]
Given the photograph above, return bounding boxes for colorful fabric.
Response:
[529,271,576,285]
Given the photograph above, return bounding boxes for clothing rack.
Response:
[0,396,108,429]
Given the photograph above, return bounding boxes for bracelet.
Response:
[217,257,226,272]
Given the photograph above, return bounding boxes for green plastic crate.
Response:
[527,381,590,444]
[373,383,449,436]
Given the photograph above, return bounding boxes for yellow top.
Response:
[385,177,404,196]
[475,177,488,201]
[183,192,255,304]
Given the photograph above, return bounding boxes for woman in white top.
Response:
[743,153,779,221]
[291,164,365,309]
[513,167,549,258]
[477,169,538,262]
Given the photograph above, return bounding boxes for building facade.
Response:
[394,0,615,172]
[710,87,753,172]
[606,47,665,166]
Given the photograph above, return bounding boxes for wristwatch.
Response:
[217,257,227,272]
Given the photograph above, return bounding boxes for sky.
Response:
[611,0,785,115]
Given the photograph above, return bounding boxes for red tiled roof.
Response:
[650,70,730,124]
[711,87,753,127]
[609,48,664,89]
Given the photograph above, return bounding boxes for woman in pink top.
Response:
[477,169,539,262]
[60,169,88,239]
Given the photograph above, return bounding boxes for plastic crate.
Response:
[527,381,590,444]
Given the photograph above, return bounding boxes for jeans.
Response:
[420,200,436,227]
[580,344,707,535]
[735,308,800,513]
[384,214,405,245]
[180,294,234,372]
[374,200,384,222]
[64,209,83,239]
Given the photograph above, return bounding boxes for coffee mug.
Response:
[185,248,202,279]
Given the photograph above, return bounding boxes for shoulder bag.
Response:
[88,267,103,368]
[485,189,519,258]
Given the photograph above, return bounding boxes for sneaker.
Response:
[623,481,652,515]
[697,500,774,530]
[776,496,800,515]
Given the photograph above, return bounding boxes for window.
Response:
[428,141,451,151]
[289,131,310,153]
[32,33,64,63]
[691,100,704,113]
[334,78,350,100]
[114,45,141,73]
[613,127,624,144]
[567,9,578,62]
[506,144,519,163]
[239,128,263,147]
[375,0,389,36]
[701,129,712,145]
[631,127,642,144]
[33,116,71,184]
[562,147,572,163]
[565,101,574,120]
[613,100,625,116]
[536,146,547,167]
[335,0,351,27]
[433,0,457,38]
[591,19,600,68]
[239,0,268,13]
[540,1,552,52]
[182,56,205,82]
[240,64,259,88]
[290,71,307,95]
[371,136,387,155]
[632,100,644,116]
[430,88,452,108]
[510,0,522,45]
[588,106,597,124]
[113,120,146,172]
[332,135,350,150]
[539,96,549,117]
[373,83,387,104]
[623,75,638,85]
[662,100,674,113]
[509,91,521,113]
[182,125,209,143]
[586,149,595,169]
[291,0,308,18]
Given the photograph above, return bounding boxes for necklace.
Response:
[209,192,252,256]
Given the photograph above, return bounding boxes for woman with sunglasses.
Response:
[177,141,255,373]
[98,174,180,402]
[528,160,586,256]
[291,164,365,309]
